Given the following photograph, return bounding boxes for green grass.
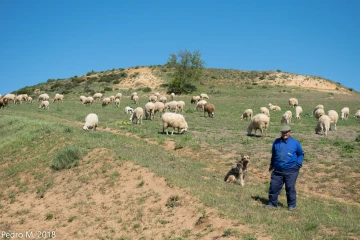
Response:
[1,76,360,239]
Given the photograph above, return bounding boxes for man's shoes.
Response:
[265,205,278,209]
[288,207,296,211]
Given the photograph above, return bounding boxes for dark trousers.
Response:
[268,166,300,208]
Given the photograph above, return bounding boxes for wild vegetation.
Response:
[1,66,359,239]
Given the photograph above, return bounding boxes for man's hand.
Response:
[269,165,274,172]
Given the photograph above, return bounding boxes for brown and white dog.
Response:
[224,154,250,186]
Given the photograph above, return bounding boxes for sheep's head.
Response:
[83,125,89,131]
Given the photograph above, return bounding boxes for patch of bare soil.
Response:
[114,67,164,89]
[0,148,269,239]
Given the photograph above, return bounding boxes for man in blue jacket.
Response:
[266,125,304,210]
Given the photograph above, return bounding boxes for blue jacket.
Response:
[271,136,304,171]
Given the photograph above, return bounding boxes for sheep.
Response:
[341,107,349,120]
[130,107,143,124]
[247,113,270,137]
[295,106,303,119]
[191,96,201,104]
[159,96,167,104]
[240,109,253,120]
[165,101,179,112]
[315,115,331,136]
[109,95,115,102]
[124,106,134,115]
[260,107,270,117]
[154,92,160,97]
[15,95,23,104]
[114,99,120,108]
[39,100,50,110]
[203,103,215,117]
[288,98,298,108]
[93,93,103,101]
[27,97,33,104]
[313,104,324,115]
[132,95,139,104]
[102,97,111,107]
[314,108,325,119]
[80,95,86,103]
[3,94,16,103]
[53,94,64,103]
[200,93,209,99]
[176,101,185,113]
[195,100,207,111]
[82,96,94,105]
[161,112,188,135]
[131,92,138,100]
[115,93,122,100]
[327,110,338,131]
[269,103,281,111]
[0,98,9,108]
[144,102,155,120]
[83,113,98,131]
[19,94,29,101]
[37,93,49,102]
[170,92,175,101]
[354,110,360,119]
[281,110,292,124]
[154,102,165,117]
[148,95,157,103]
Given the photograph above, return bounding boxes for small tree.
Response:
[166,50,205,94]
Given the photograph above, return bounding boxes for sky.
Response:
[1,0,359,94]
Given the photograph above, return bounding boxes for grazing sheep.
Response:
[39,100,50,110]
[161,112,188,135]
[3,94,16,103]
[177,101,185,113]
[83,113,98,131]
[124,106,134,114]
[154,102,165,117]
[314,108,325,119]
[131,92,138,100]
[148,95,157,103]
[341,107,349,120]
[203,103,215,117]
[260,107,270,117]
[269,103,281,111]
[354,110,360,119]
[102,97,111,107]
[82,97,94,105]
[27,97,33,104]
[327,110,338,131]
[114,99,120,108]
[15,95,23,104]
[247,113,270,137]
[170,92,175,101]
[132,95,139,104]
[313,104,324,115]
[159,96,167,103]
[315,115,331,136]
[191,96,201,104]
[200,93,209,99]
[281,110,292,124]
[195,100,207,111]
[37,93,49,102]
[115,93,122,100]
[240,109,253,120]
[53,94,64,103]
[93,93,103,101]
[164,101,179,112]
[80,95,86,103]
[0,98,9,108]
[130,107,143,124]
[295,106,303,119]
[154,92,160,97]
[144,102,155,120]
[288,98,298,108]
[109,96,115,102]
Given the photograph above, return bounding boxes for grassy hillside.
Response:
[1,67,360,239]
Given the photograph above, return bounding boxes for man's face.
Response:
[280,131,291,140]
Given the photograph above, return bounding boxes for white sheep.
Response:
[39,100,50,110]
[15,95,23,104]
[269,103,281,111]
[80,95,86,103]
[177,101,185,113]
[354,110,360,119]
[161,112,188,135]
[341,107,349,120]
[124,106,134,114]
[154,101,165,117]
[114,99,120,108]
[281,110,292,124]
[115,93,122,100]
[200,93,209,99]
[247,113,270,137]
[148,95,157,103]
[327,110,338,131]
[131,92,138,100]
[130,107,143,124]
[83,113,98,131]
[260,107,270,117]
[170,92,175,101]
[133,95,139,104]
[159,96,167,103]
[314,108,325,119]
[165,101,179,112]
[191,96,201,104]
[53,94,64,103]
[315,115,331,136]
[144,102,155,120]
[102,97,111,107]
[295,106,303,119]
[93,93,103,101]
[195,100,207,111]
[27,97,33,104]
[240,109,253,120]
[288,98,298,108]
[82,96,94,105]
[109,95,115,102]
[203,103,215,117]
[313,104,324,115]
[37,93,49,102]
[3,94,16,103]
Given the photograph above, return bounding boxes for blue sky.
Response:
[1,0,359,94]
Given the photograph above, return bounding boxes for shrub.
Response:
[356,135,360,142]
[276,69,282,72]
[51,146,83,170]
[142,87,152,93]
[104,87,112,92]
